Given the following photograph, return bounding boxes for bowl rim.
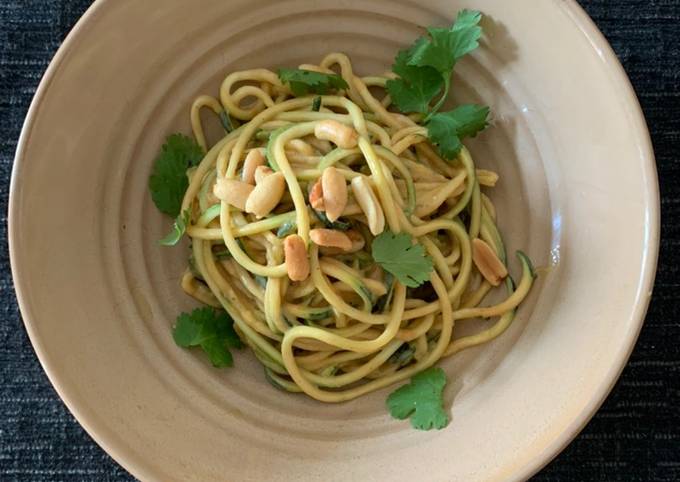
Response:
[8,0,660,480]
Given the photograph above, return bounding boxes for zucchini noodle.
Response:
[179,53,536,402]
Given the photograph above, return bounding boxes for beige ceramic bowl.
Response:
[9,0,659,480]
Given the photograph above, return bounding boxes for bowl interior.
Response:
[10,0,658,481]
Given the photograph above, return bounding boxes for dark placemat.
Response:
[1,1,678,480]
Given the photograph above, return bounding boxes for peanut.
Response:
[472,238,508,286]
[476,169,499,187]
[284,235,309,281]
[321,167,348,222]
[314,120,358,149]
[213,178,254,211]
[254,165,274,184]
[309,229,352,251]
[241,148,266,185]
[345,230,365,253]
[319,230,365,255]
[245,171,286,217]
[350,176,385,235]
[309,179,325,210]
[286,139,315,156]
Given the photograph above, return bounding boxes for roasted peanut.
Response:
[350,176,385,235]
[310,229,352,251]
[321,167,348,222]
[284,235,309,281]
[472,238,508,286]
[254,165,274,184]
[245,171,286,217]
[314,120,358,149]
[286,139,315,156]
[476,169,499,187]
[319,230,365,255]
[345,230,365,253]
[213,178,254,211]
[309,179,325,210]
[241,148,266,185]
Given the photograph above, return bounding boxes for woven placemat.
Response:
[1,1,678,480]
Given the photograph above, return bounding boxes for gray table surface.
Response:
[1,1,678,480]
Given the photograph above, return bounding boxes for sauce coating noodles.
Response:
[181,53,535,401]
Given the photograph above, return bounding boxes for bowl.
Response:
[9,0,659,480]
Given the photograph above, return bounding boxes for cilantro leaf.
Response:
[388,10,484,119]
[159,209,191,246]
[387,367,449,430]
[149,134,204,217]
[408,10,483,77]
[386,49,444,114]
[311,96,322,112]
[278,68,349,96]
[371,231,433,288]
[199,338,234,367]
[426,104,490,159]
[173,307,242,368]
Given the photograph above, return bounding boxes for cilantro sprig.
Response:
[386,10,489,159]
[408,9,483,113]
[371,231,433,288]
[278,68,349,96]
[387,49,444,114]
[387,367,449,430]
[148,134,204,217]
[427,104,490,159]
[173,307,242,368]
